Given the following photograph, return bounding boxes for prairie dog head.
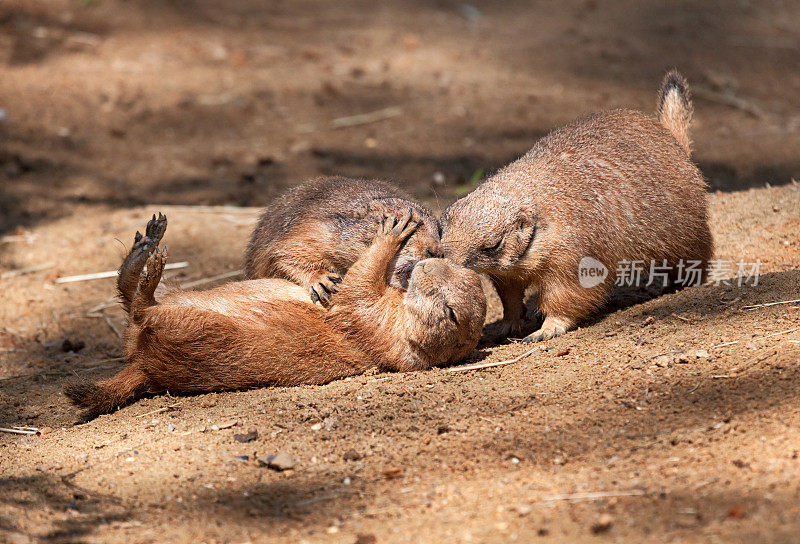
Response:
[404,258,486,364]
[441,184,536,276]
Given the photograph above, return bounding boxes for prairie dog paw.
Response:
[140,246,168,293]
[521,316,572,344]
[377,210,420,243]
[309,272,342,305]
[145,212,167,244]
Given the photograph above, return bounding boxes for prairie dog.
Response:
[244,176,443,304]
[441,71,713,342]
[65,213,486,419]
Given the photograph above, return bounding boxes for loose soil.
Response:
[1,1,799,543]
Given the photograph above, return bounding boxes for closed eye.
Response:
[444,303,458,324]
[483,238,502,253]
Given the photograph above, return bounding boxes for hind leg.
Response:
[118,213,167,312]
[131,246,168,321]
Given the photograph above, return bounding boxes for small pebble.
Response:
[234,429,258,443]
[591,513,614,534]
[343,449,362,461]
[517,504,532,516]
[258,452,296,471]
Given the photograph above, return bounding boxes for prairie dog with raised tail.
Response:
[441,70,713,343]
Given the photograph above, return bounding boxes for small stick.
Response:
[538,489,646,503]
[712,374,737,379]
[0,233,36,244]
[755,327,798,340]
[447,346,542,372]
[0,427,39,435]
[331,106,403,129]
[220,215,258,226]
[56,262,188,284]
[104,316,122,339]
[645,349,683,360]
[693,86,765,118]
[789,340,800,344]
[0,357,124,382]
[144,205,261,214]
[742,298,800,310]
[711,341,739,348]
[671,313,690,323]
[88,298,118,313]
[182,269,243,290]
[1,263,54,280]
[135,403,181,418]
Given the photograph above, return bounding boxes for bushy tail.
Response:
[64,365,148,420]
[657,70,693,155]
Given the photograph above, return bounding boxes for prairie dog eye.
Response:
[483,238,502,253]
[444,303,458,324]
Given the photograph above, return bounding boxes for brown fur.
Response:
[441,70,713,343]
[243,176,443,303]
[64,213,486,420]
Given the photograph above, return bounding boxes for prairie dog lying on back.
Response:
[244,176,443,304]
[65,213,486,420]
[441,71,713,343]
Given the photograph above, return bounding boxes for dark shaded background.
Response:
[1,0,798,235]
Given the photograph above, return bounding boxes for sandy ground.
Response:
[1,1,800,543]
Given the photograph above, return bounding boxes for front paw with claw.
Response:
[309,272,343,305]
[376,209,420,246]
[521,316,572,344]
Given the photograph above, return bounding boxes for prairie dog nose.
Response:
[426,242,444,259]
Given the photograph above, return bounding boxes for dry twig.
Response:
[742,298,800,310]
[182,269,243,290]
[693,86,765,118]
[1,263,54,280]
[135,403,181,418]
[538,489,646,503]
[0,426,39,435]
[104,316,122,339]
[711,341,739,348]
[56,262,188,284]
[446,346,544,372]
[331,106,403,129]
[144,205,261,214]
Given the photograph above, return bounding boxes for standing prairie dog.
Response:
[441,71,713,343]
[65,212,486,420]
[244,176,443,304]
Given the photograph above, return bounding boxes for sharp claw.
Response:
[310,289,320,303]
[318,287,331,304]
[329,275,342,284]
[134,231,143,243]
